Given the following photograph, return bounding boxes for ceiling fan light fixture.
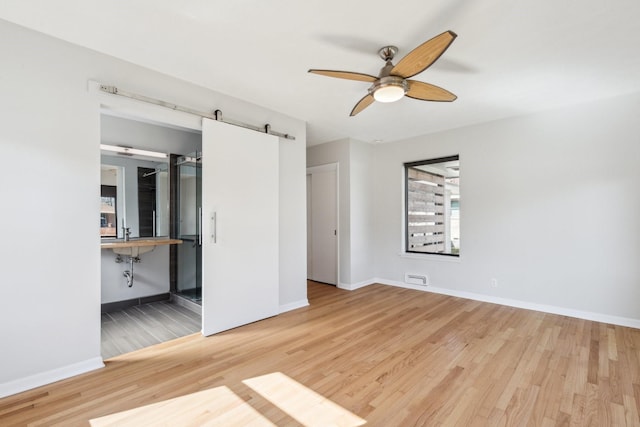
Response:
[310,31,458,115]
[374,85,405,103]
[371,76,407,103]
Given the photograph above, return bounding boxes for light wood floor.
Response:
[2,281,640,426]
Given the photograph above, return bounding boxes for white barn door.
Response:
[201,118,279,335]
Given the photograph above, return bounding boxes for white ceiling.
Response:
[1,0,639,146]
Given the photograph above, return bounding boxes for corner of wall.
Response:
[279,299,309,314]
[337,279,376,291]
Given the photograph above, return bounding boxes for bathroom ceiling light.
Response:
[176,155,201,166]
[100,144,168,159]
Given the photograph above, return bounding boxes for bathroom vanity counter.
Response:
[101,238,183,256]
[101,238,183,249]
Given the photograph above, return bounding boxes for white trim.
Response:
[279,299,309,313]
[337,279,374,291]
[88,80,203,132]
[373,278,640,330]
[335,166,340,287]
[306,162,338,174]
[0,357,104,399]
[398,252,462,263]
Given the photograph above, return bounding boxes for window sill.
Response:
[398,252,462,263]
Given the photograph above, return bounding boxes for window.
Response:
[405,155,460,256]
[100,185,118,238]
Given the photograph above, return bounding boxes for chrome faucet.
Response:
[123,226,131,242]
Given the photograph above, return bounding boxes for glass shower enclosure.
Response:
[176,152,202,304]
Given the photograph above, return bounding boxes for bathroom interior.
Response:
[100,113,203,358]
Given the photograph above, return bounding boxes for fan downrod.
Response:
[378,46,398,62]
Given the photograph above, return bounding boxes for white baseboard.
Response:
[337,279,374,291]
[279,299,309,313]
[373,278,640,330]
[0,357,105,399]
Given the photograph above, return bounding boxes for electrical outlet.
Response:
[491,278,498,288]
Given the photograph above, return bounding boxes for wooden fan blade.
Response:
[350,94,375,116]
[391,31,457,79]
[406,80,457,102]
[308,69,377,82]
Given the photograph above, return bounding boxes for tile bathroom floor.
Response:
[101,301,201,359]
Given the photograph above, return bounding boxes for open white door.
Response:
[201,118,279,336]
[307,166,338,285]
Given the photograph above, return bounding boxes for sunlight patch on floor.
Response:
[243,372,366,427]
[89,385,275,426]
[90,372,366,426]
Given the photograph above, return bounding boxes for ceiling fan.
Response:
[309,31,458,116]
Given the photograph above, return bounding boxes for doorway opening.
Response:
[306,164,339,286]
[100,112,203,359]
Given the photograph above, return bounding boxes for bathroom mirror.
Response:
[100,147,169,239]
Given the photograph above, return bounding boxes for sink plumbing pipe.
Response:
[123,256,141,288]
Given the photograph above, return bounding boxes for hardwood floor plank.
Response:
[1,281,640,426]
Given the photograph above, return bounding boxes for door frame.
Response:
[306,163,339,286]
[91,81,204,343]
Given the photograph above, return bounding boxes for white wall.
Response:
[0,19,307,397]
[349,140,374,285]
[306,138,375,287]
[278,134,308,310]
[307,139,351,285]
[101,246,171,303]
[372,92,640,323]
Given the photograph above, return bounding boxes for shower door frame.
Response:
[172,153,203,303]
